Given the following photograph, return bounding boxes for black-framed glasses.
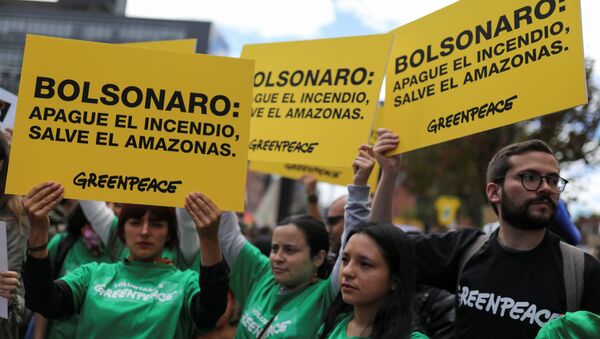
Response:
[326,215,344,226]
[494,172,569,192]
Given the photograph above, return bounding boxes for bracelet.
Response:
[27,241,48,252]
[307,194,318,204]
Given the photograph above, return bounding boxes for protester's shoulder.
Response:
[239,241,270,265]
[458,228,485,237]
[584,252,600,274]
[535,311,600,339]
[60,261,102,283]
[176,267,199,280]
[410,331,430,339]
[48,232,65,251]
[420,227,484,245]
[79,261,103,271]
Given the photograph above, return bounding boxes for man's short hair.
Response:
[486,139,555,184]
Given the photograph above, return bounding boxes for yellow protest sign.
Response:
[6,35,254,210]
[385,0,586,153]
[435,195,461,226]
[249,104,384,190]
[249,162,379,192]
[123,39,197,53]
[242,34,393,167]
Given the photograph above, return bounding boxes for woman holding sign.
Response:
[186,144,377,338]
[318,222,425,339]
[21,183,228,339]
[318,129,425,339]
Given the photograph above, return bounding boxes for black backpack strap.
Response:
[53,234,78,279]
[457,234,489,288]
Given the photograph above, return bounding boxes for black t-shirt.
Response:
[414,229,600,339]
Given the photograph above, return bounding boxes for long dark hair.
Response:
[65,203,88,238]
[276,214,330,278]
[320,222,415,339]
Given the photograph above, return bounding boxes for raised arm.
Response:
[78,200,115,245]
[22,183,75,319]
[215,211,247,270]
[371,128,402,223]
[301,174,323,221]
[330,144,375,293]
[185,193,229,331]
[176,207,200,266]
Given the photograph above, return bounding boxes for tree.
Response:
[525,58,600,165]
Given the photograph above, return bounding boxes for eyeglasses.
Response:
[494,172,568,193]
[326,215,344,226]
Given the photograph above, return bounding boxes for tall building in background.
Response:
[0,0,228,93]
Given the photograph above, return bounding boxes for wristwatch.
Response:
[307,194,318,204]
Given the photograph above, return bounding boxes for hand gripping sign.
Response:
[385,0,586,154]
[6,35,254,210]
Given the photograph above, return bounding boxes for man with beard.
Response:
[348,133,600,339]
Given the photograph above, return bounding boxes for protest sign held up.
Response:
[6,35,254,210]
[385,0,587,154]
[249,105,384,189]
[242,34,392,168]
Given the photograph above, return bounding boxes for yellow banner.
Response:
[6,35,254,210]
[242,34,393,167]
[385,0,586,153]
[249,162,379,192]
[250,105,384,191]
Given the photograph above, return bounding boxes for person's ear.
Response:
[312,249,327,268]
[486,182,501,205]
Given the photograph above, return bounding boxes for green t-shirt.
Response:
[321,312,428,339]
[45,233,113,339]
[61,260,200,339]
[535,311,600,339]
[230,242,335,338]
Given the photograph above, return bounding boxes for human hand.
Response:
[0,271,20,303]
[374,128,402,174]
[352,144,375,186]
[300,174,318,196]
[23,182,64,232]
[185,192,221,238]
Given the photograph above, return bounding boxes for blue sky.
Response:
[125,0,600,216]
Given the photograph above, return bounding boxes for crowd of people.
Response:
[1,126,599,339]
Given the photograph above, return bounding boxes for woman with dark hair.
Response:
[319,223,425,339]
[21,184,229,338]
[318,128,425,339]
[77,199,200,268]
[194,144,377,338]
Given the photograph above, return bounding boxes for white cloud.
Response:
[581,0,600,61]
[562,160,600,217]
[334,0,457,31]
[126,0,336,38]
